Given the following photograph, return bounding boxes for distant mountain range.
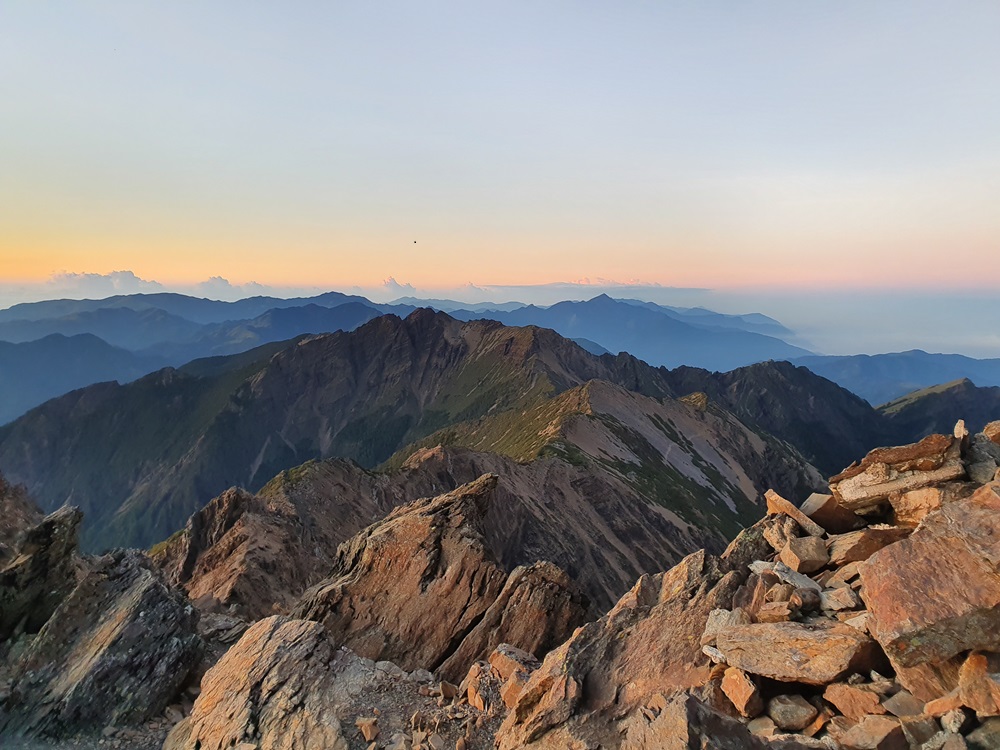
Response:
[0,335,166,425]
[792,350,1000,405]
[0,291,815,425]
[2,289,999,431]
[2,306,998,558]
[0,311,856,552]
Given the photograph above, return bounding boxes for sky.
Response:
[2,3,999,354]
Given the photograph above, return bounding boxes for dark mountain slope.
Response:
[878,378,1000,440]
[0,311,885,552]
[792,350,1000,406]
[0,312,673,550]
[0,307,201,350]
[146,302,382,362]
[661,360,890,477]
[0,334,166,425]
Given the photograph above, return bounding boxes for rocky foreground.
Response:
[1,423,1000,749]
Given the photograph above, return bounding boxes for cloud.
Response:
[193,276,273,300]
[48,270,165,296]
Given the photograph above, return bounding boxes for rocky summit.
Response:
[2,413,1000,749]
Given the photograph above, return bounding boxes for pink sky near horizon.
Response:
[3,3,999,295]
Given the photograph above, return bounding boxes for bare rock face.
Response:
[494,522,772,750]
[167,616,504,750]
[0,505,82,642]
[0,549,201,739]
[437,561,589,683]
[620,693,765,750]
[293,475,507,671]
[164,617,349,750]
[0,474,42,564]
[294,475,582,678]
[860,482,1000,667]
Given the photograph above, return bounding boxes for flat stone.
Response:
[838,714,907,750]
[830,434,965,512]
[967,717,1000,750]
[800,492,866,534]
[702,607,752,646]
[821,586,862,612]
[750,560,822,593]
[898,715,939,747]
[889,484,972,527]
[940,707,972,734]
[824,682,886,721]
[715,621,881,686]
[924,690,964,717]
[721,667,763,718]
[767,694,818,731]
[756,601,795,623]
[765,490,826,537]
[827,527,910,566]
[859,484,1000,667]
[747,715,777,737]
[881,689,924,718]
[780,536,830,574]
[984,422,1000,445]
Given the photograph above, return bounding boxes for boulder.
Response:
[765,490,825,537]
[779,536,829,574]
[0,506,82,642]
[830,434,965,512]
[888,483,973,527]
[0,550,201,739]
[860,483,1000,667]
[293,476,510,672]
[798,492,866,534]
[767,694,817,731]
[824,683,886,721]
[715,621,881,685]
[721,667,763,718]
[838,715,907,750]
[826,527,910,566]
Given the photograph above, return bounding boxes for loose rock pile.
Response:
[689,421,1000,749]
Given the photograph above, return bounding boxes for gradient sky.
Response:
[3,2,1000,291]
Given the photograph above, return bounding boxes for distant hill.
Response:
[792,350,1000,405]
[0,290,376,325]
[878,378,1000,439]
[449,294,812,371]
[0,307,203,350]
[146,302,383,362]
[0,334,166,425]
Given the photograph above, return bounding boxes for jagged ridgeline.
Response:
[0,309,877,553]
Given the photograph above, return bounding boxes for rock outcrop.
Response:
[494,525,772,749]
[166,615,503,750]
[0,505,82,642]
[437,561,589,683]
[496,423,1000,748]
[294,475,588,680]
[0,549,202,739]
[0,474,41,564]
